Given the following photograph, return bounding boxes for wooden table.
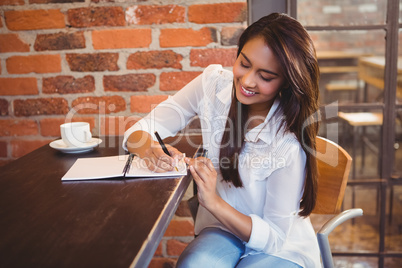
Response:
[358,56,402,99]
[0,135,200,268]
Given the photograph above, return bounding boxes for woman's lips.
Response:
[240,85,257,97]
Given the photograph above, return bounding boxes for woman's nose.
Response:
[242,71,256,88]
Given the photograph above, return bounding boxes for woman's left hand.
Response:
[185,157,219,211]
[185,156,252,242]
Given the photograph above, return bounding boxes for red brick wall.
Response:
[0,0,247,266]
[0,1,247,166]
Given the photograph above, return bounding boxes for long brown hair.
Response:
[219,13,320,217]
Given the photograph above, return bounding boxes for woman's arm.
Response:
[123,72,206,172]
[185,157,252,242]
[246,143,306,253]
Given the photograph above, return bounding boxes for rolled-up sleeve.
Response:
[246,142,306,254]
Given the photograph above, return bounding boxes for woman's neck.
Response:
[248,98,275,116]
[246,100,274,130]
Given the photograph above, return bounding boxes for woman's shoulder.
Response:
[202,64,232,77]
[202,64,233,90]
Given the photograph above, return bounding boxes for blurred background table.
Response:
[358,56,402,99]
[317,50,372,103]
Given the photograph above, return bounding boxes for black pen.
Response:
[199,148,208,158]
[154,131,178,171]
[123,153,135,176]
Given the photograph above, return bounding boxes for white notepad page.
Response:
[62,155,187,181]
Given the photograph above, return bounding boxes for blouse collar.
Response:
[244,97,283,145]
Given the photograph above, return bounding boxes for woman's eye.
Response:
[240,61,250,68]
[260,75,273,82]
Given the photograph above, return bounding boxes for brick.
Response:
[127,51,182,70]
[0,78,38,96]
[190,48,237,67]
[221,26,245,46]
[0,141,7,157]
[72,96,126,114]
[160,72,201,91]
[130,95,168,113]
[66,53,119,72]
[0,119,38,136]
[100,115,140,135]
[14,98,69,116]
[188,3,247,24]
[0,33,29,53]
[11,139,51,158]
[126,5,185,25]
[40,117,95,137]
[154,242,163,257]
[30,0,84,3]
[43,76,95,94]
[166,239,189,257]
[164,219,194,237]
[6,55,61,74]
[103,74,155,92]
[34,32,85,51]
[148,258,176,268]
[0,0,24,5]
[0,99,8,115]
[160,27,217,48]
[68,7,125,28]
[4,9,65,31]
[92,29,151,50]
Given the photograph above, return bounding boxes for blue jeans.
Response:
[176,227,303,268]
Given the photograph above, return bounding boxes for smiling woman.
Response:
[124,12,320,268]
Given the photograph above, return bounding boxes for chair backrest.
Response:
[313,136,352,214]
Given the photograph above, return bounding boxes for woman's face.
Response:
[233,36,287,115]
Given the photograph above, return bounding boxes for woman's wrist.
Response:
[206,195,224,215]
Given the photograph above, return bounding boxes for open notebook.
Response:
[62,154,187,181]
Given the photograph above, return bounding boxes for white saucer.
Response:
[49,138,102,154]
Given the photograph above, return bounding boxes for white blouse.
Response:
[123,65,321,267]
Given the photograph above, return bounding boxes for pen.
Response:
[154,131,178,171]
[200,148,208,158]
[123,153,135,176]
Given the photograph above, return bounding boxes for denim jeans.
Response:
[176,227,303,268]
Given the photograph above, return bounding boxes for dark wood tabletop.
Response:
[0,135,201,268]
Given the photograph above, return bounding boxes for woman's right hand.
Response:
[126,130,183,173]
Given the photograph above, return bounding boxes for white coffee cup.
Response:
[60,122,92,147]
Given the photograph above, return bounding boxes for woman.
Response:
[123,13,321,267]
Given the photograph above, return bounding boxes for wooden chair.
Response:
[185,136,363,268]
[314,136,363,268]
